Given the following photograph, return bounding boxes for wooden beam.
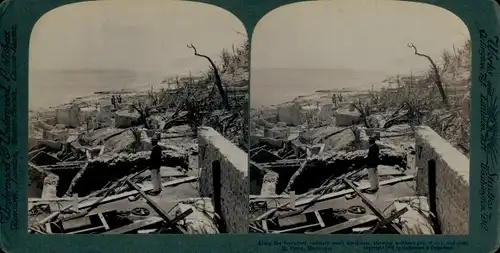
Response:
[307,215,379,234]
[314,211,325,228]
[278,214,307,227]
[262,220,269,233]
[66,225,105,234]
[125,179,188,234]
[156,208,194,233]
[252,175,414,221]
[103,217,163,234]
[272,223,321,234]
[78,176,197,210]
[251,175,414,200]
[29,197,96,203]
[343,178,404,234]
[35,171,148,225]
[98,213,110,230]
[45,223,52,234]
[293,175,413,206]
[367,207,408,234]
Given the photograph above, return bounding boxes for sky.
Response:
[251,0,470,75]
[29,0,247,74]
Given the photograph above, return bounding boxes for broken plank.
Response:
[66,225,105,234]
[283,159,308,193]
[294,175,414,207]
[307,215,378,234]
[278,214,308,227]
[343,178,404,234]
[36,172,143,225]
[253,168,369,221]
[367,207,409,234]
[353,227,371,233]
[262,220,269,233]
[78,176,198,210]
[140,167,188,178]
[126,179,188,234]
[45,223,52,234]
[41,161,87,171]
[103,216,163,234]
[272,223,321,234]
[157,208,194,233]
[314,211,325,228]
[98,213,110,230]
[29,197,95,203]
[137,229,157,234]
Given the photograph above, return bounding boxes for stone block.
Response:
[42,128,69,142]
[55,104,81,128]
[37,139,63,150]
[334,108,361,126]
[265,127,289,140]
[79,107,98,123]
[317,104,336,125]
[41,173,59,199]
[300,105,319,124]
[198,127,248,233]
[260,171,279,196]
[277,103,302,126]
[114,110,140,128]
[97,104,114,123]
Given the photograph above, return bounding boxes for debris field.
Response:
[248,41,470,235]
[28,43,249,235]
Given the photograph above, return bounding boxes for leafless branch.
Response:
[187,43,230,109]
[407,43,448,105]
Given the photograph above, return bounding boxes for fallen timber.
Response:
[343,178,404,234]
[62,150,189,197]
[126,179,190,234]
[37,161,87,171]
[256,149,407,170]
[251,175,415,221]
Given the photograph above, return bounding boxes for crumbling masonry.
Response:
[415,126,469,234]
[198,127,249,233]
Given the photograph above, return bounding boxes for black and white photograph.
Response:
[249,0,470,235]
[28,0,249,235]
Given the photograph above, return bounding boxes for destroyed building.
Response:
[28,42,250,235]
[248,40,471,234]
[249,98,469,235]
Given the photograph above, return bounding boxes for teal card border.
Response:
[1,0,500,252]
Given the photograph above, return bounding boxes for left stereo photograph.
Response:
[27,0,249,235]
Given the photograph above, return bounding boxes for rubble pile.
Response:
[248,41,471,235]
[249,94,433,235]
[28,42,249,234]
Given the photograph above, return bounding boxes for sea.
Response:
[29,69,168,110]
[29,68,391,111]
[250,68,390,108]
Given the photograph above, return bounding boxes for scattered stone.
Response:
[55,104,81,128]
[277,103,302,126]
[260,171,279,196]
[114,110,141,128]
[333,108,361,126]
[104,129,137,154]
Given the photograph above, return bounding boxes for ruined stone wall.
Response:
[198,127,248,233]
[277,103,302,126]
[415,126,469,234]
[55,105,81,128]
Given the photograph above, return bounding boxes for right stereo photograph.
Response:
[249,0,470,235]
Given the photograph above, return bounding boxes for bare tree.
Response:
[187,44,230,109]
[407,43,448,105]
